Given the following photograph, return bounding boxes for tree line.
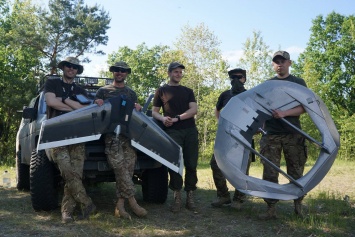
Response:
[1,0,354,165]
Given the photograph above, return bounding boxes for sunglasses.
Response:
[113,68,128,73]
[230,75,245,80]
[64,62,79,70]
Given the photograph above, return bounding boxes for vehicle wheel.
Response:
[30,149,59,211]
[141,165,168,204]
[16,150,30,191]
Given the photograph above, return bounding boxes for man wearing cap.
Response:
[210,68,250,210]
[259,51,308,219]
[94,61,147,219]
[44,56,96,223]
[152,62,199,213]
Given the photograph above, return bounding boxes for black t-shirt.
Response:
[215,89,246,111]
[216,90,233,111]
[44,78,87,118]
[153,84,196,129]
[264,75,308,135]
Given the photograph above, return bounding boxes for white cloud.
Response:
[285,46,305,54]
[283,46,305,60]
[222,49,244,67]
[82,62,108,77]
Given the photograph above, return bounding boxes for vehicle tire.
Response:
[30,150,59,211]
[141,165,168,204]
[16,150,30,191]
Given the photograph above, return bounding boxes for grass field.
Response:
[0,159,354,237]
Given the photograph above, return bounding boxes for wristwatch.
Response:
[62,96,68,103]
[175,115,181,121]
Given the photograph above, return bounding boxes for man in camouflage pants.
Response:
[94,61,147,219]
[259,51,308,219]
[44,57,96,223]
[210,68,250,210]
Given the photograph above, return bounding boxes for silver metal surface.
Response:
[37,96,183,175]
[214,80,340,200]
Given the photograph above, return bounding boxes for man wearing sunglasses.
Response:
[44,56,96,223]
[94,61,147,220]
[210,68,250,210]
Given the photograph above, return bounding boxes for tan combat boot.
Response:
[170,190,182,213]
[258,204,277,220]
[230,200,242,210]
[78,203,97,220]
[114,198,131,219]
[128,196,148,217]
[211,195,231,207]
[61,212,74,223]
[231,190,246,210]
[186,190,197,211]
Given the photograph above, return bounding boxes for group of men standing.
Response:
[44,49,308,223]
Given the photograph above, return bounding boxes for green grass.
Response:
[1,160,354,236]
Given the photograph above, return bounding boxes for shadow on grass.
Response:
[0,183,355,236]
[0,183,354,237]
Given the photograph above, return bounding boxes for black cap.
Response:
[168,62,185,72]
[228,68,246,78]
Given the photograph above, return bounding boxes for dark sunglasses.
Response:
[230,75,245,80]
[64,62,79,70]
[113,68,128,73]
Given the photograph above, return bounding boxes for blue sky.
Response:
[80,0,354,76]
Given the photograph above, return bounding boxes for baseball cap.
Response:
[228,68,246,78]
[109,61,131,74]
[272,51,290,61]
[168,62,185,71]
[58,56,84,74]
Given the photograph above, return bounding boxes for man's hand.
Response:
[94,99,104,106]
[134,103,142,111]
[272,109,287,119]
[272,105,305,118]
[163,116,174,127]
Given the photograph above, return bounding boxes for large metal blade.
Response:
[37,96,183,174]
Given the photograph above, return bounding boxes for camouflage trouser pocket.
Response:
[51,146,69,162]
[259,135,278,165]
[296,135,308,167]
[259,136,267,157]
[104,134,119,155]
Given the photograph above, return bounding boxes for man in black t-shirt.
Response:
[259,51,308,219]
[152,62,198,213]
[44,57,95,223]
[210,68,249,210]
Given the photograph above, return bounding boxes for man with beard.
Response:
[94,61,147,219]
[44,56,96,223]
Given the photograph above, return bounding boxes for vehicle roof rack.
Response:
[37,74,113,92]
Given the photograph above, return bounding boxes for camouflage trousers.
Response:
[260,134,307,204]
[210,154,250,202]
[50,143,93,214]
[105,134,137,198]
